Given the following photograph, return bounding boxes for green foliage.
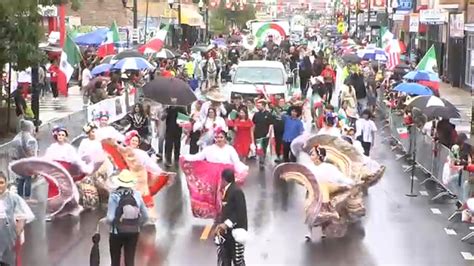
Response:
[0,0,83,71]
[210,1,255,34]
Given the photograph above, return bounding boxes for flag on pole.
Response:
[97,21,120,58]
[256,138,266,156]
[397,127,409,139]
[386,52,400,70]
[138,24,170,54]
[176,112,192,131]
[416,45,437,73]
[57,33,82,96]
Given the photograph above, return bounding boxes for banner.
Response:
[87,94,128,123]
[449,13,464,38]
[397,0,413,11]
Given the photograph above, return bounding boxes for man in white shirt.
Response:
[81,65,93,106]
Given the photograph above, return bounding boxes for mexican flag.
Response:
[138,24,170,54]
[256,138,266,156]
[228,110,238,120]
[177,112,192,131]
[58,33,82,96]
[416,45,437,73]
[97,21,120,58]
[397,127,409,139]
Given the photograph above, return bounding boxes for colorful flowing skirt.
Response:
[180,159,247,219]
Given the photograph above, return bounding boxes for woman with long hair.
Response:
[180,129,248,219]
[232,107,255,161]
[194,107,227,149]
[127,103,150,140]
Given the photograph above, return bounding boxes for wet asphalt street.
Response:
[20,122,474,266]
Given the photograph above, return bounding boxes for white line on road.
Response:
[461,252,474,260]
[419,191,428,196]
[443,228,457,235]
[430,208,442,214]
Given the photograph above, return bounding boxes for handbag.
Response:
[231,228,248,244]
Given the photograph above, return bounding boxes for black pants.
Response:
[217,234,245,266]
[274,130,284,157]
[283,141,296,162]
[361,141,371,156]
[51,82,58,98]
[31,90,40,125]
[165,133,181,163]
[325,83,333,103]
[109,233,139,266]
[300,77,309,97]
[189,130,201,154]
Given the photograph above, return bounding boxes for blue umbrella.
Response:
[393,83,433,96]
[357,48,387,61]
[91,63,112,76]
[73,28,109,46]
[112,57,154,71]
[403,70,440,82]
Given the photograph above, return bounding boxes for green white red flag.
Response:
[416,45,438,73]
[58,33,82,96]
[138,24,170,54]
[97,21,120,58]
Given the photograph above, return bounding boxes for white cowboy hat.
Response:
[113,169,137,188]
[206,90,226,102]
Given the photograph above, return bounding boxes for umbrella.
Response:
[91,63,112,76]
[154,48,176,59]
[393,63,411,74]
[341,54,361,64]
[393,83,433,96]
[191,45,208,53]
[357,48,388,61]
[403,70,440,82]
[112,57,154,71]
[113,50,145,61]
[142,77,197,106]
[417,80,440,96]
[100,55,115,64]
[73,28,109,46]
[406,96,460,119]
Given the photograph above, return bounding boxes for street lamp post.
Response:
[122,0,138,44]
[198,0,208,43]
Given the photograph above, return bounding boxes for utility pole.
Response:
[366,0,371,42]
[144,0,149,43]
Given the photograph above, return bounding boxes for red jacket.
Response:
[321,68,336,83]
[49,64,60,83]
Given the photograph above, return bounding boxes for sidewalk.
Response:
[439,82,472,136]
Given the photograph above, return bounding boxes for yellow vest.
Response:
[185,61,194,77]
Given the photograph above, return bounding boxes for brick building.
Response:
[66,0,133,26]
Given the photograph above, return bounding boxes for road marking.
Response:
[419,191,428,196]
[444,228,457,235]
[461,252,474,260]
[430,208,442,214]
[200,224,213,240]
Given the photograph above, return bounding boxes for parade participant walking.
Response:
[163,106,187,167]
[215,169,248,266]
[355,109,377,156]
[126,103,150,140]
[232,107,254,161]
[48,59,60,100]
[180,129,248,219]
[12,120,38,200]
[252,99,273,169]
[95,112,125,143]
[271,97,287,163]
[0,172,35,266]
[194,107,228,149]
[282,106,304,162]
[106,170,149,266]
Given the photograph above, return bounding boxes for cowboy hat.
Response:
[206,90,226,102]
[113,170,137,188]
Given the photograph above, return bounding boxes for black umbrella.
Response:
[341,53,361,64]
[393,63,411,75]
[143,77,197,106]
[113,50,145,61]
[406,95,460,119]
[100,55,115,64]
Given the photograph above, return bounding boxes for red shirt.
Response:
[161,70,173,78]
[49,65,59,82]
[321,68,336,83]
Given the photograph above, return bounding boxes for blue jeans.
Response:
[17,176,32,198]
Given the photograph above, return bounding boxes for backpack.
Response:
[113,189,141,234]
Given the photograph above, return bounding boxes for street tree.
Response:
[210,1,256,34]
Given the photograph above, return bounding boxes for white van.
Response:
[224,60,289,100]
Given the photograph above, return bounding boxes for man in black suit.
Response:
[215,169,248,266]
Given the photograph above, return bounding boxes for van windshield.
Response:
[233,67,284,85]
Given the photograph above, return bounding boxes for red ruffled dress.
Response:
[232,119,254,157]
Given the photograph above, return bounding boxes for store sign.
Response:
[450,13,465,38]
[420,9,448,24]
[38,5,57,17]
[397,0,412,11]
[372,0,386,9]
[409,14,419,32]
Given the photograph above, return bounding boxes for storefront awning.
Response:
[137,2,203,27]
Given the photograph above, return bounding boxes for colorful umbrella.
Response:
[154,48,176,59]
[393,83,433,96]
[403,70,440,82]
[112,57,154,71]
[91,63,112,76]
